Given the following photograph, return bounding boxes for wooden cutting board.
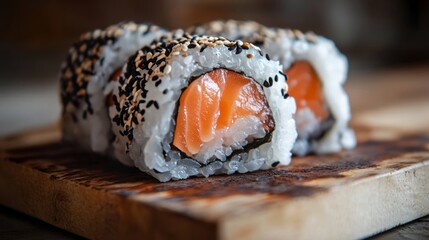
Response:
[1,67,429,239]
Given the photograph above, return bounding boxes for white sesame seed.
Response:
[164,64,172,74]
[146,52,153,60]
[138,25,148,33]
[114,28,124,38]
[128,22,138,32]
[294,29,304,39]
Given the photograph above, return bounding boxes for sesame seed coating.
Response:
[187,20,319,48]
[60,22,162,121]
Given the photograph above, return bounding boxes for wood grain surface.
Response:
[0,66,428,239]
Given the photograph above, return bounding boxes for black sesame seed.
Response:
[228,45,236,51]
[153,101,159,109]
[263,81,270,88]
[140,79,147,89]
[280,87,289,99]
[274,75,278,82]
[162,89,168,94]
[236,45,243,54]
[119,115,125,127]
[283,93,289,99]
[165,48,171,57]
[268,77,273,85]
[279,71,287,80]
[126,57,137,77]
[132,116,138,125]
[113,114,120,125]
[254,40,264,46]
[146,100,159,109]
[141,89,148,98]
[265,54,270,60]
[271,161,280,167]
[118,88,124,96]
[159,36,167,42]
[155,80,162,87]
[142,46,151,53]
[200,45,207,53]
[188,43,196,49]
[156,58,165,65]
[119,76,125,85]
[166,43,175,51]
[143,25,152,35]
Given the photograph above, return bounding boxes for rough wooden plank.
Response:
[1,125,428,240]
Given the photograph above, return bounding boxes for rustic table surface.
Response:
[0,64,428,239]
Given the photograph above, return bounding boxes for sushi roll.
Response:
[60,22,165,153]
[188,20,356,155]
[107,34,297,181]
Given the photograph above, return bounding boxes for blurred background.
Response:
[0,0,428,135]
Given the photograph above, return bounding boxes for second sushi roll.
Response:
[107,34,297,181]
[188,20,356,155]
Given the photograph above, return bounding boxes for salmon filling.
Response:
[285,61,330,137]
[173,68,274,157]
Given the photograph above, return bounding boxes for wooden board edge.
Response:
[219,161,429,240]
[0,158,217,240]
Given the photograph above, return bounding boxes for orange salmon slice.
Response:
[285,61,329,122]
[173,68,274,157]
